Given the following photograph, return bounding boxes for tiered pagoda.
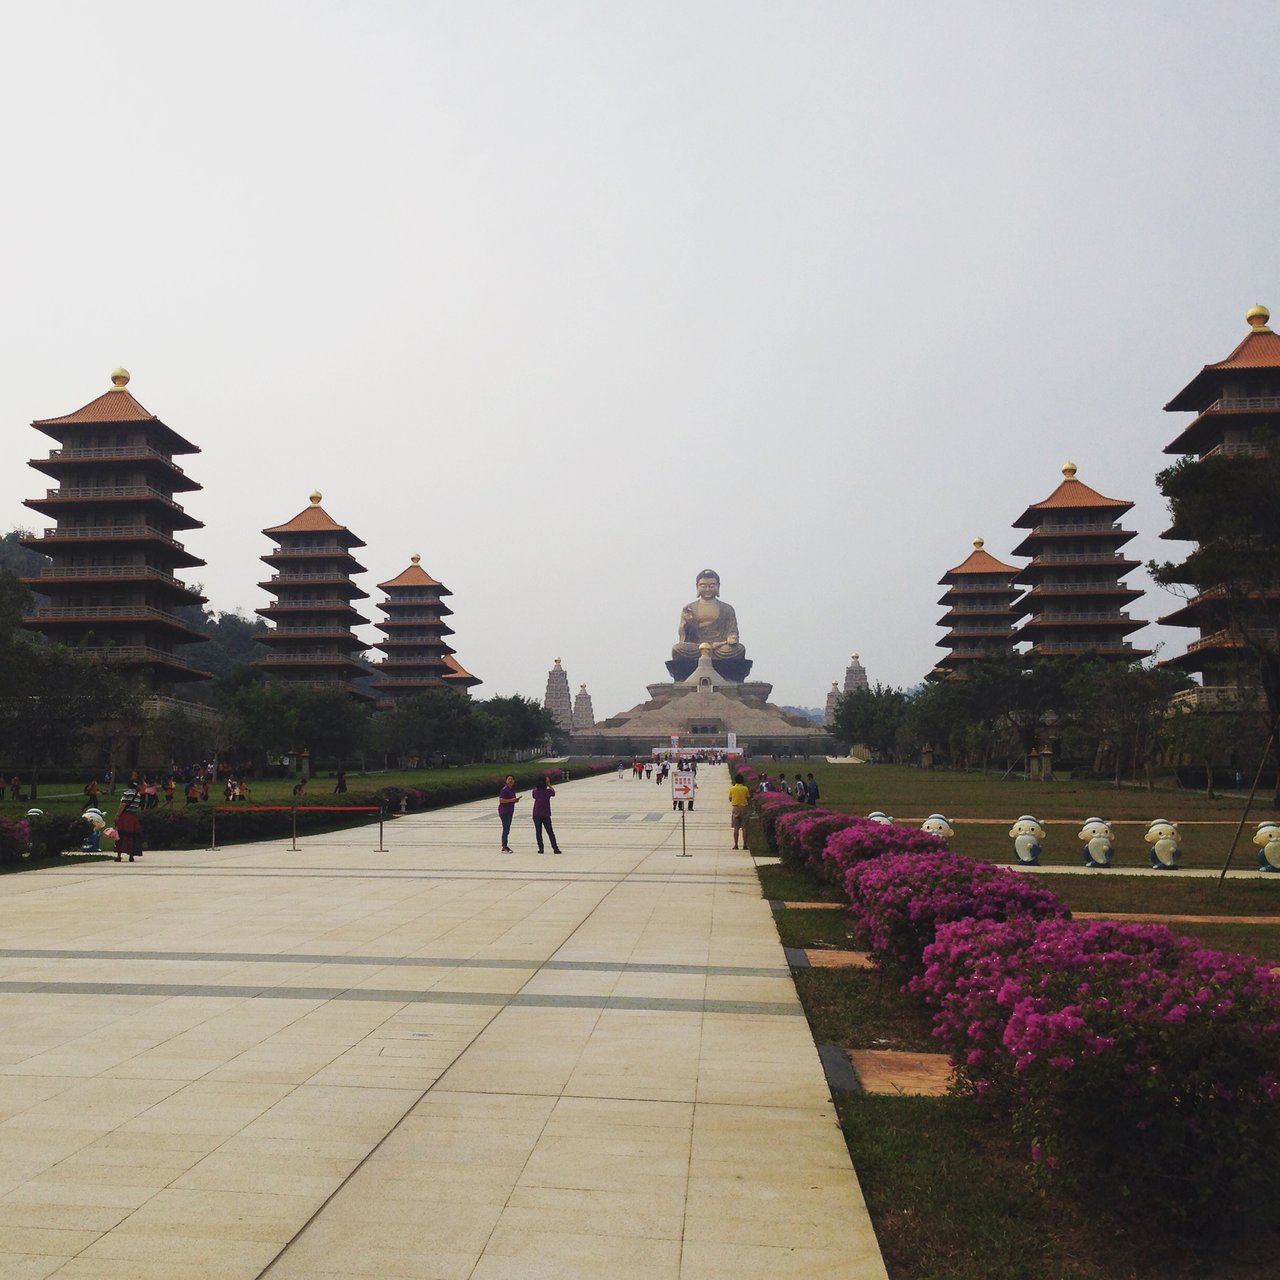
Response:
[543,658,573,733]
[843,652,869,693]
[253,492,373,697]
[20,369,211,686]
[572,683,595,731]
[823,681,841,725]
[368,553,480,707]
[1158,304,1280,704]
[929,538,1020,679]
[1011,463,1149,660]
[441,654,481,690]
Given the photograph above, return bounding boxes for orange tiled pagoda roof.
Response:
[942,541,1017,578]
[377,557,449,591]
[442,655,478,681]
[1012,465,1131,527]
[263,494,366,547]
[32,372,199,453]
[1166,311,1280,412]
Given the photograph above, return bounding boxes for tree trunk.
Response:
[1205,758,1216,801]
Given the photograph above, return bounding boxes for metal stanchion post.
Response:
[376,806,387,853]
[679,805,690,856]
[209,805,218,851]
[290,805,299,852]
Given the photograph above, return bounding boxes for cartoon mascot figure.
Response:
[866,811,893,825]
[1254,821,1280,873]
[921,813,954,847]
[1009,815,1045,866]
[1145,819,1181,870]
[1077,817,1115,868]
[82,807,106,852]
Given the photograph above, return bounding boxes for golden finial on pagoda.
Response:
[309,491,322,505]
[554,657,561,665]
[1247,304,1273,333]
[579,682,587,690]
[1062,462,1078,479]
[410,553,421,564]
[973,536,985,549]
[832,680,839,690]
[699,642,712,656]
[852,652,860,662]
[110,368,130,388]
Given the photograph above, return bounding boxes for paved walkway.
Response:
[0,768,887,1279]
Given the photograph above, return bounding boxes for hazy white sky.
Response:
[4,2,1278,717]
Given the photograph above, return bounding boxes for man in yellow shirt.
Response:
[728,773,751,851]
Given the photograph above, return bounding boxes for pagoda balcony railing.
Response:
[1029,552,1128,565]
[92,645,204,670]
[1207,395,1280,412]
[1024,522,1122,537]
[1184,628,1280,655]
[1201,441,1269,460]
[1022,581,1134,593]
[46,446,184,472]
[945,605,1016,615]
[1169,685,1267,711]
[41,486,186,511]
[369,675,449,685]
[33,525,185,549]
[256,649,360,660]
[946,625,1014,636]
[265,573,363,583]
[1023,611,1133,623]
[1027,641,1135,654]
[258,599,361,609]
[30,604,195,629]
[259,626,363,637]
[263,545,361,557]
[37,564,190,589]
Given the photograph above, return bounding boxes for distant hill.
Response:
[781,705,826,725]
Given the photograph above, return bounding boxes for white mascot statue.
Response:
[921,813,953,847]
[1009,815,1045,866]
[1254,821,1280,873]
[1077,817,1115,868]
[1145,819,1181,870]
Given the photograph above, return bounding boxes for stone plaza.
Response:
[0,769,885,1279]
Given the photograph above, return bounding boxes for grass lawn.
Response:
[0,759,606,821]
[753,761,1280,1278]
[777,761,1280,871]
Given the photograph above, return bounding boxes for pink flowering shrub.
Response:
[912,915,1280,1225]
[0,818,31,864]
[756,793,809,853]
[843,849,1068,973]
[775,809,863,875]
[824,819,945,877]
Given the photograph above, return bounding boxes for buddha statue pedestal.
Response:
[665,654,753,683]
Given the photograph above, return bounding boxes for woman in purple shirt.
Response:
[497,775,518,853]
[530,775,563,855]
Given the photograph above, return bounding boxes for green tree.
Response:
[1064,660,1191,787]
[1150,447,1280,798]
[832,683,909,762]
[481,694,556,755]
[0,643,142,798]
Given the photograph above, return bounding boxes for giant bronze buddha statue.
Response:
[666,569,753,682]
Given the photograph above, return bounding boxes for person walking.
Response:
[805,772,820,805]
[334,769,347,794]
[113,778,143,862]
[728,772,751,851]
[82,776,100,811]
[497,775,518,853]
[530,775,563,855]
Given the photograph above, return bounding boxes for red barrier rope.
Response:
[213,805,380,812]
